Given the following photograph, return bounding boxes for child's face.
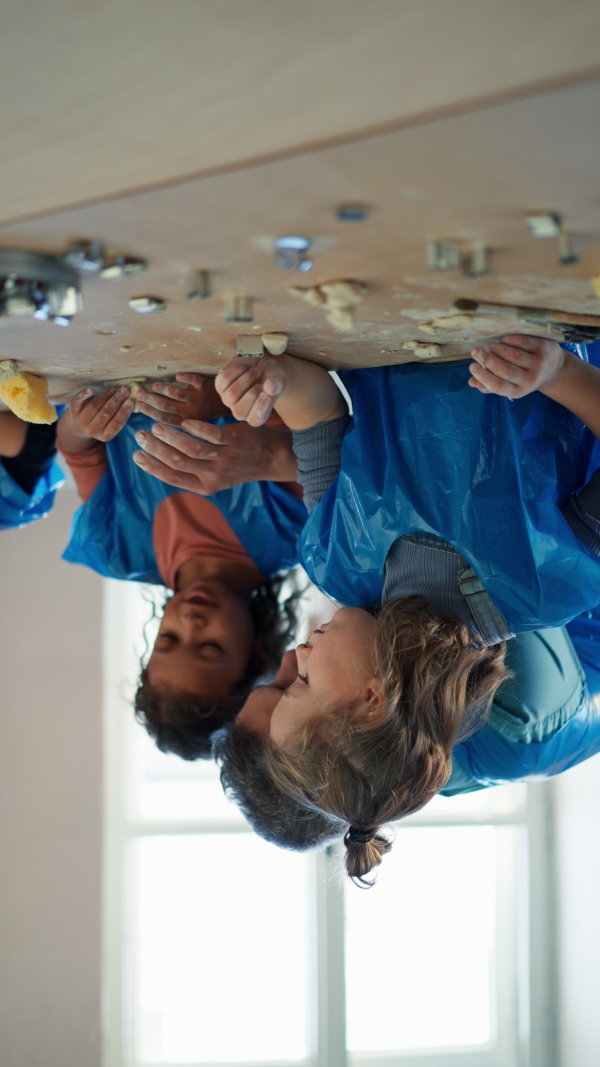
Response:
[237,607,381,744]
[146,581,256,700]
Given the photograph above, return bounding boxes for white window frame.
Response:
[102,579,557,1067]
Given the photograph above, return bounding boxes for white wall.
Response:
[554,750,600,1067]
[0,488,103,1067]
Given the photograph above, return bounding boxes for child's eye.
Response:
[198,640,224,657]
[297,673,308,684]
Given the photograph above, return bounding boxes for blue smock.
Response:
[0,457,64,531]
[299,346,600,633]
[443,609,600,794]
[62,414,306,585]
[0,405,65,531]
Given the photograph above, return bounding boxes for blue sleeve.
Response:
[441,625,600,796]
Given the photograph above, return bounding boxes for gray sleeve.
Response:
[292,415,352,512]
[562,468,600,557]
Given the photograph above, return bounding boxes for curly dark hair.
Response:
[213,721,344,849]
[134,574,300,760]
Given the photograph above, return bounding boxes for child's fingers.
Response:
[216,360,262,403]
[467,377,494,394]
[70,387,94,416]
[100,396,135,438]
[220,361,284,415]
[72,386,118,423]
[498,333,550,354]
[245,391,277,427]
[468,361,519,398]
[82,387,128,430]
[484,343,537,373]
[472,346,530,386]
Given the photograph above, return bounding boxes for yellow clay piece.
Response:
[0,372,57,424]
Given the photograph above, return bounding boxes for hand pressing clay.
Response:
[103,376,147,410]
[0,372,57,424]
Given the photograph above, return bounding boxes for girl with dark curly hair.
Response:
[57,373,306,759]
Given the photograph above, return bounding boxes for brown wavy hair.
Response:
[261,596,509,885]
[134,574,300,759]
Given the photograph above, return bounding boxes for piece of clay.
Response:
[419,313,473,335]
[288,286,326,307]
[325,307,356,332]
[0,372,57,424]
[318,281,366,308]
[402,341,443,359]
[261,333,289,356]
[591,276,600,300]
[103,377,147,408]
[104,376,147,388]
[289,280,367,332]
[0,359,20,382]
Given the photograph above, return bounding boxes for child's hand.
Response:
[132,418,297,494]
[69,386,135,442]
[215,356,287,427]
[135,373,229,425]
[468,334,568,400]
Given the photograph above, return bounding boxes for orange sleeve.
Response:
[58,441,109,503]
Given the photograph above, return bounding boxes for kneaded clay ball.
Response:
[0,372,58,424]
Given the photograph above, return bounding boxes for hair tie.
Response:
[348,826,375,845]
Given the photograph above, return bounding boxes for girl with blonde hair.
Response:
[213,336,600,880]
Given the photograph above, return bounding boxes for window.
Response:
[104,579,554,1067]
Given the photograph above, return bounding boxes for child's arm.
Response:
[215,354,347,430]
[0,411,27,457]
[57,386,135,454]
[468,335,600,442]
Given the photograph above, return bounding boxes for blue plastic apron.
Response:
[444,610,600,793]
[63,414,306,584]
[299,347,600,633]
[0,403,65,531]
[0,457,64,531]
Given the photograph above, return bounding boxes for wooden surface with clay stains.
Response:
[0,78,599,402]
